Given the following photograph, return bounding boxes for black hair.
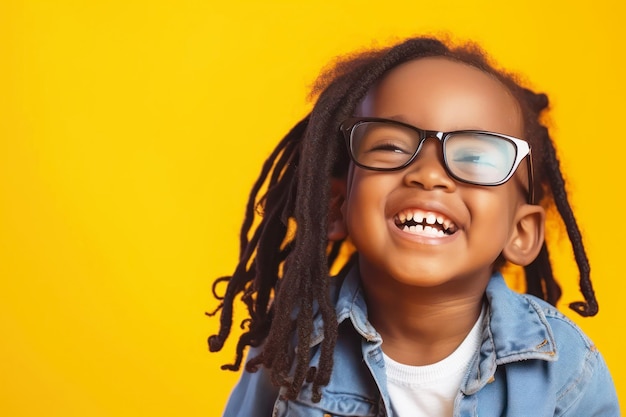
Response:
[207,36,597,403]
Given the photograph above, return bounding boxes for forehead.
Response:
[359,57,523,137]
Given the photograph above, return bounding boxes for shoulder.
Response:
[520,293,595,351]
[492,285,599,370]
[485,274,594,362]
[490,290,619,415]
[222,346,280,417]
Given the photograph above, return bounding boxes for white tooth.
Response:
[437,230,445,237]
[409,225,417,233]
[416,224,424,232]
[406,211,413,221]
[414,212,424,223]
[426,214,436,225]
[403,225,410,232]
[436,216,443,225]
[424,225,434,234]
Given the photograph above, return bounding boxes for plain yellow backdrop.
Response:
[1,0,624,416]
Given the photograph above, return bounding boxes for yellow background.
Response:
[1,0,623,415]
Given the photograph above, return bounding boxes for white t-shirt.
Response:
[383,307,485,417]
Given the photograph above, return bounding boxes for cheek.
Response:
[464,187,521,237]
[343,174,393,234]
[345,174,392,213]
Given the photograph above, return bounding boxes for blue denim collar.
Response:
[311,265,559,393]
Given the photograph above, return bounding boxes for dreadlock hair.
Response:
[207,35,598,402]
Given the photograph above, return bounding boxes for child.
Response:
[208,36,619,416]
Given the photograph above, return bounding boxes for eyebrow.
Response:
[378,115,488,133]
[384,114,410,123]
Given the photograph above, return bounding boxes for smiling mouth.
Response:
[394,209,459,237]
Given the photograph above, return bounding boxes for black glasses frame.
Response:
[340,117,535,204]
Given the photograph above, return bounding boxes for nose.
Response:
[402,138,457,192]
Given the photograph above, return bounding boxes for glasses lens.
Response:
[444,133,517,184]
[350,122,420,169]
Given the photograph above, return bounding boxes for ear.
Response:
[327,177,348,241]
[502,204,545,266]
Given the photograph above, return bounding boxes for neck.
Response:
[361,269,488,366]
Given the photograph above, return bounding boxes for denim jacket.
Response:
[223,268,619,416]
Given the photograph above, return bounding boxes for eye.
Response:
[355,124,416,154]
[365,140,412,154]
[445,133,517,183]
[452,150,498,168]
[350,122,420,169]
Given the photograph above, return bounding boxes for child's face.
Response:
[339,57,535,290]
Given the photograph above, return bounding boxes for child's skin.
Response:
[328,57,545,367]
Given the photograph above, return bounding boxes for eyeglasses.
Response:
[340,117,535,204]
